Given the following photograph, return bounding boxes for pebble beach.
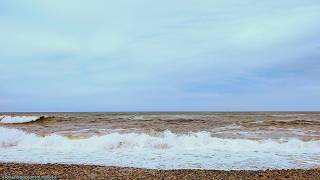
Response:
[1,163,320,180]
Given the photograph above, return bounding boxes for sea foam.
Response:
[0,127,319,170]
[0,116,44,124]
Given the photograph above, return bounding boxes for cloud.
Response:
[0,0,320,111]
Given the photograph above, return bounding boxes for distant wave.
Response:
[0,127,319,169]
[262,120,320,126]
[0,115,48,124]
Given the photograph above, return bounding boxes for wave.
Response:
[0,127,319,169]
[254,119,320,126]
[2,127,318,152]
[0,115,48,124]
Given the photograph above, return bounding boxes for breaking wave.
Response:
[0,127,319,169]
[0,116,48,124]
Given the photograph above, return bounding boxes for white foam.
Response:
[0,116,43,124]
[0,127,319,170]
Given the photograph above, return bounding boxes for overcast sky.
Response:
[1,1,320,112]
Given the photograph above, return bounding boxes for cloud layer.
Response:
[1,1,320,111]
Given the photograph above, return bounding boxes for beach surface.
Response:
[1,162,319,180]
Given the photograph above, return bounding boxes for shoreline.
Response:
[1,163,319,179]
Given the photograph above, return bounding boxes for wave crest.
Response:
[0,127,320,169]
[0,116,48,124]
[1,127,319,152]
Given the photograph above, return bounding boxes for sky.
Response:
[1,0,320,112]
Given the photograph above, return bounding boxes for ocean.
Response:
[0,112,320,170]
